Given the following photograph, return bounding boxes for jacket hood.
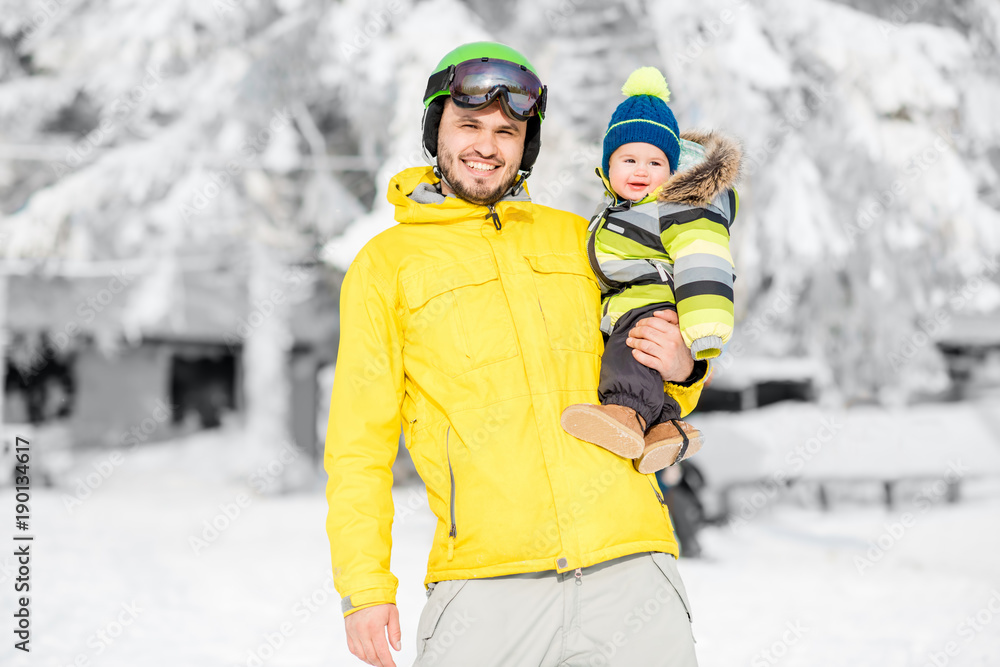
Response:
[387,166,531,224]
[657,130,742,205]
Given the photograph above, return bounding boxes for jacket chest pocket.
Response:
[525,253,602,355]
[402,257,518,378]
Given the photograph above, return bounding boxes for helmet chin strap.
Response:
[511,170,531,196]
[431,162,456,195]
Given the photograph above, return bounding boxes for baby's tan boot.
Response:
[560,403,646,458]
[634,419,703,474]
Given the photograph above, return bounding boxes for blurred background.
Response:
[1,0,1000,665]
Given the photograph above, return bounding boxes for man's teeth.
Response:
[465,161,497,172]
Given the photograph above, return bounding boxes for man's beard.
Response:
[437,147,521,206]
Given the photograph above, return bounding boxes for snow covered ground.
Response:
[2,410,1000,667]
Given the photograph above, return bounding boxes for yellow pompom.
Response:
[620,67,671,103]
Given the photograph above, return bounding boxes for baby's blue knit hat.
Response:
[602,67,680,176]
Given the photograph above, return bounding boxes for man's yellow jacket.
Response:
[325,166,707,616]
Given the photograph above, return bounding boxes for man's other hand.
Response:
[626,310,695,383]
[345,603,402,667]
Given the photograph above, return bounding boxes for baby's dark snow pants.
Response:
[598,302,683,429]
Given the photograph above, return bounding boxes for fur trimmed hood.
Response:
[656,130,742,206]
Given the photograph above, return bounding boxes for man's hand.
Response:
[345,603,402,667]
[626,310,695,383]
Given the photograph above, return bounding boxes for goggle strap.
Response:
[424,67,454,104]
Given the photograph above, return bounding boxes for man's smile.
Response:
[462,158,501,175]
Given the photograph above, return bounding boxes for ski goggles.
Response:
[424,58,547,121]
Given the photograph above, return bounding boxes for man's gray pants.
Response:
[413,552,697,667]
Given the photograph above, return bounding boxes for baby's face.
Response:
[608,142,671,202]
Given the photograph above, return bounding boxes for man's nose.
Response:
[471,132,498,158]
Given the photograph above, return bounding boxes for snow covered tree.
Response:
[0,0,367,482]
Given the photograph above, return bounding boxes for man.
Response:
[325,42,708,667]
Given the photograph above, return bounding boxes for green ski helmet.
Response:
[422,42,547,173]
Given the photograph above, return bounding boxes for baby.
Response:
[562,67,741,473]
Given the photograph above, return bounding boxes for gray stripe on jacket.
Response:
[674,252,733,275]
[673,265,734,288]
[607,206,662,236]
[600,259,660,284]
